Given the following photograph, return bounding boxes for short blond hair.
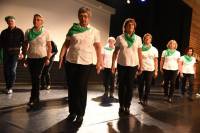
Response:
[107,37,116,42]
[167,40,178,49]
[122,18,137,33]
[143,33,152,41]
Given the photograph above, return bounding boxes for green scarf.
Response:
[124,33,135,48]
[28,27,43,41]
[67,23,90,37]
[142,43,151,51]
[104,46,114,51]
[184,55,192,63]
[0,48,3,64]
[165,49,175,57]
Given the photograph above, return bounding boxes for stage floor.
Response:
[0,85,200,133]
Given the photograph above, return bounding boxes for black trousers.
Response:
[163,69,178,98]
[27,58,45,101]
[41,56,55,87]
[65,61,92,116]
[138,71,154,101]
[102,68,115,94]
[117,64,137,108]
[181,74,194,97]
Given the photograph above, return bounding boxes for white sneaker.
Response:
[7,89,13,94]
[46,85,51,90]
[196,93,200,97]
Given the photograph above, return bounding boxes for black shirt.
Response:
[51,41,58,55]
[0,27,24,53]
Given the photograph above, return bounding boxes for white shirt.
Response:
[180,56,196,74]
[142,46,158,71]
[25,28,51,58]
[103,44,115,68]
[115,34,142,67]
[161,50,180,70]
[65,25,100,65]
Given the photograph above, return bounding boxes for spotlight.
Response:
[127,0,131,4]
[141,0,146,2]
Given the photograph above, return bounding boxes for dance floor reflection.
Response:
[0,85,200,133]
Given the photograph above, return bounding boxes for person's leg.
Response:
[3,52,18,93]
[65,61,76,117]
[163,70,170,98]
[181,74,187,96]
[8,54,18,90]
[143,71,154,103]
[3,52,11,90]
[68,64,92,124]
[169,70,178,102]
[45,57,54,89]
[102,68,110,97]
[28,58,45,107]
[74,64,92,124]
[138,72,145,103]
[124,66,137,114]
[117,64,127,114]
[109,69,115,98]
[188,74,194,100]
[40,66,47,89]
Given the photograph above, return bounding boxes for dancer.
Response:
[0,16,24,94]
[22,14,52,110]
[180,47,196,101]
[102,37,116,98]
[160,40,180,103]
[138,33,158,105]
[111,18,143,116]
[59,7,103,126]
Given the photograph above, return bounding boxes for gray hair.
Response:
[78,7,92,17]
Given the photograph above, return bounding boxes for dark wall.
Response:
[98,0,192,54]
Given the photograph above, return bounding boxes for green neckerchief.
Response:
[184,55,192,63]
[142,43,151,51]
[28,27,43,41]
[165,49,176,57]
[0,48,3,64]
[67,23,90,37]
[124,33,135,48]
[104,47,114,51]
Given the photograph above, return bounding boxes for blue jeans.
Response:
[3,52,18,89]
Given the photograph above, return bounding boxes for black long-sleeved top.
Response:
[51,41,58,55]
[0,27,24,54]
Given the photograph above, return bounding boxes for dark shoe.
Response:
[27,101,41,111]
[110,93,114,99]
[40,86,46,90]
[74,116,83,127]
[124,108,130,115]
[103,92,108,98]
[66,114,76,122]
[118,107,125,116]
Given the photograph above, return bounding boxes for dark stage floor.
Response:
[0,85,200,133]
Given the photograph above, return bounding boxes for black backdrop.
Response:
[98,0,192,55]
